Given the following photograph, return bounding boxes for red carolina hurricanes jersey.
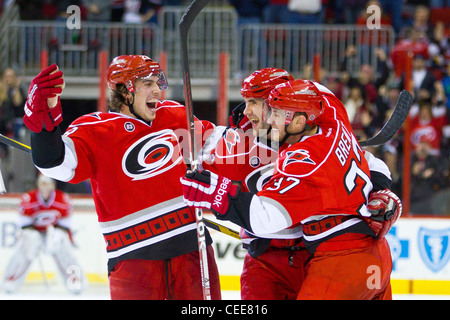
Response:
[200,127,306,251]
[249,85,374,251]
[18,189,73,232]
[40,100,214,271]
[202,128,278,193]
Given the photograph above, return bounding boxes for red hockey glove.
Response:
[363,189,402,239]
[23,64,64,133]
[180,169,239,215]
[229,102,251,131]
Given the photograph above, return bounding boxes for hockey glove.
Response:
[363,189,402,239]
[180,169,239,216]
[229,102,251,131]
[23,64,64,133]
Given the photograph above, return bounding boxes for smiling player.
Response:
[23,56,221,300]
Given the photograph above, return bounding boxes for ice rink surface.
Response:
[0,284,448,300]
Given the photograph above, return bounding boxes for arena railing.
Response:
[2,6,394,82]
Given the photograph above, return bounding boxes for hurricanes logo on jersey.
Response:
[122,129,183,180]
[224,129,240,154]
[282,150,316,171]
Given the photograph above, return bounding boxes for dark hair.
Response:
[108,84,129,112]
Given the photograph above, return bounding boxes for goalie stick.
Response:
[179,0,213,300]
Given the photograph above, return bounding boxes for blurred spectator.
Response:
[123,0,161,24]
[41,0,58,20]
[410,135,449,214]
[286,0,324,24]
[378,0,403,33]
[343,84,373,139]
[410,5,432,39]
[339,0,367,24]
[341,46,391,99]
[111,0,125,22]
[410,54,437,100]
[381,142,402,196]
[442,63,450,111]
[410,99,447,156]
[428,21,450,75]
[16,0,45,20]
[371,81,402,132]
[390,27,429,78]
[229,0,268,25]
[0,68,27,139]
[82,0,113,22]
[262,0,292,23]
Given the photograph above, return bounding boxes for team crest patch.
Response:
[124,122,135,132]
[224,129,240,154]
[122,129,182,180]
[418,227,450,273]
[282,149,316,171]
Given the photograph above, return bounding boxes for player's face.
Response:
[243,97,271,137]
[266,107,287,142]
[38,180,55,200]
[130,76,162,122]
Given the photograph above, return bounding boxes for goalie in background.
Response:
[1,174,86,294]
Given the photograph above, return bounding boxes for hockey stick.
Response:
[204,218,241,240]
[179,0,212,300]
[0,133,31,154]
[359,90,413,147]
[0,134,31,195]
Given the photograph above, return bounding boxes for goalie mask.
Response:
[107,55,168,93]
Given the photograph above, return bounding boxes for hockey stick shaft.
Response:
[0,134,31,154]
[179,0,212,300]
[0,134,31,195]
[204,218,241,240]
[359,90,413,147]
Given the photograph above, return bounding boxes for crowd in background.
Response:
[0,0,449,214]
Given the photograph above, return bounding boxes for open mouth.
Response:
[249,118,259,127]
[146,101,157,110]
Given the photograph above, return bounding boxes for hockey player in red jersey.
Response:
[2,174,85,294]
[201,70,399,299]
[202,68,309,300]
[22,56,221,300]
[182,79,401,300]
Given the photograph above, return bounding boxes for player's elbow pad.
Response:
[30,127,65,168]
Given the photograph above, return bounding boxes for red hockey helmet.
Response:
[107,55,168,92]
[241,68,293,99]
[267,79,324,127]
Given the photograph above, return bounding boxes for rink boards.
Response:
[0,197,449,296]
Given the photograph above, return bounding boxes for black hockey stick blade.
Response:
[0,134,31,154]
[359,90,413,147]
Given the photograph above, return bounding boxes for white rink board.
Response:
[0,208,245,289]
[388,217,450,280]
[0,198,449,297]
